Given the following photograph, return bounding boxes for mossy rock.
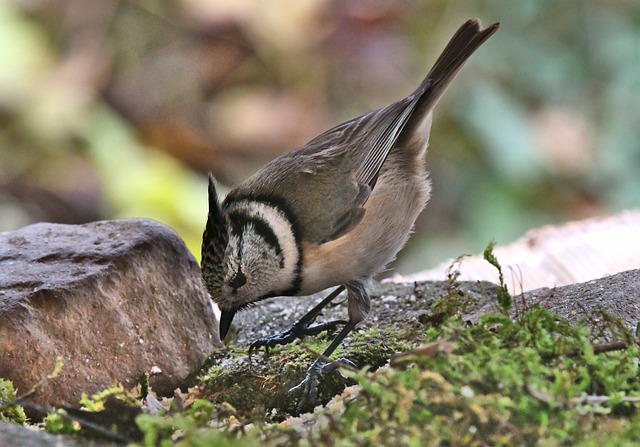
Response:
[199,325,416,418]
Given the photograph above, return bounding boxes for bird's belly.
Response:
[299,169,430,295]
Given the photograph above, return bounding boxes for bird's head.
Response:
[201,175,297,340]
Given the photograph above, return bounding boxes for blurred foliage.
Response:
[0,378,26,424]
[1,0,639,272]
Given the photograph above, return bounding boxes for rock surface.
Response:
[231,280,495,346]
[0,219,221,416]
[0,421,124,447]
[235,269,640,348]
[211,269,640,414]
[0,421,122,447]
[520,268,640,329]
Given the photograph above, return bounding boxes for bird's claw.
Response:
[288,357,356,414]
[249,328,296,355]
[288,360,323,413]
[249,319,347,355]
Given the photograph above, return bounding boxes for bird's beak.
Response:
[219,309,237,341]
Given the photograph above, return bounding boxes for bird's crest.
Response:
[201,174,229,289]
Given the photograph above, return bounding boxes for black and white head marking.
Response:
[208,195,303,311]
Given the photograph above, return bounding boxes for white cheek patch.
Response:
[225,200,299,293]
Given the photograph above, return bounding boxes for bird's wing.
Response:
[227,19,499,245]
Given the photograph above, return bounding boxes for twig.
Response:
[526,384,640,407]
[390,339,456,368]
[571,395,640,405]
[524,383,554,405]
[476,280,500,315]
[592,341,628,354]
[565,340,628,358]
[12,400,134,444]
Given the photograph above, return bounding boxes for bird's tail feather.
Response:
[412,19,500,122]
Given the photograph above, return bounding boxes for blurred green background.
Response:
[1,0,639,275]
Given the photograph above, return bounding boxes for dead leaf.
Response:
[390,339,455,367]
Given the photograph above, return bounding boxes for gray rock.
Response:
[524,268,640,329]
[232,270,640,347]
[0,219,221,416]
[232,280,498,346]
[464,269,640,331]
[0,421,122,447]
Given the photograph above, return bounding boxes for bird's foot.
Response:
[249,319,347,354]
[288,357,356,414]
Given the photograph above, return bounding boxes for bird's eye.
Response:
[229,270,247,290]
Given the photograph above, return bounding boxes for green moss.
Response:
[135,400,263,447]
[337,326,416,366]
[44,384,142,437]
[135,301,640,445]
[0,378,26,424]
[197,325,418,421]
[44,410,81,435]
[483,240,512,313]
[291,306,640,446]
[199,348,303,418]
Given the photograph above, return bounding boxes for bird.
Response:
[201,18,499,409]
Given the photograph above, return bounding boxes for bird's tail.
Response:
[414,18,500,114]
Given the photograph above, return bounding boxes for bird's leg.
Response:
[249,286,347,354]
[289,281,370,413]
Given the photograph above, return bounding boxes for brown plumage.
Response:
[201,18,499,410]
